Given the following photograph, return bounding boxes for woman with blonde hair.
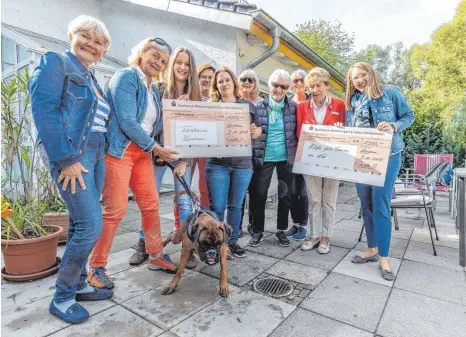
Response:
[237,68,262,235]
[344,62,414,280]
[88,37,179,290]
[205,66,262,258]
[284,69,310,240]
[238,68,262,104]
[29,15,112,324]
[130,47,202,268]
[296,67,345,254]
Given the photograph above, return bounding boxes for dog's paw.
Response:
[226,254,234,261]
[219,286,229,298]
[161,286,176,295]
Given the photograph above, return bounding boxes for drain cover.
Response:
[253,278,293,298]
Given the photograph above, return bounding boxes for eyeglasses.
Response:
[271,82,289,91]
[149,37,172,55]
[240,77,256,83]
[293,78,304,84]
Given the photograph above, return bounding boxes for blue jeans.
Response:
[356,152,402,257]
[205,163,253,244]
[52,132,105,303]
[138,164,192,240]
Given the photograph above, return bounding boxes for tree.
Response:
[352,44,393,83]
[295,19,355,73]
[410,0,466,121]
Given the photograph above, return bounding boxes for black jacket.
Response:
[252,96,298,167]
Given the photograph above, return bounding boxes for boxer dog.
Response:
[161,212,232,298]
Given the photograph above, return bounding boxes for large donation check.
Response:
[162,99,252,158]
[293,124,393,186]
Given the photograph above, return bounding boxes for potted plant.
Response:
[1,196,63,281]
[1,71,62,281]
[37,167,69,244]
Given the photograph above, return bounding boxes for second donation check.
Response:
[293,124,393,186]
[162,99,252,158]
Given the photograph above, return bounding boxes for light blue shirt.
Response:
[264,110,286,162]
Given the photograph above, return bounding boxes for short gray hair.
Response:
[268,69,291,88]
[291,69,308,80]
[68,15,111,49]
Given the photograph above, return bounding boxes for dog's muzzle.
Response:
[198,245,220,265]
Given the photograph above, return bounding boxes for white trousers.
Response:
[303,175,340,238]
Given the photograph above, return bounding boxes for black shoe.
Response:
[276,231,290,247]
[129,239,149,266]
[229,243,246,258]
[249,233,264,247]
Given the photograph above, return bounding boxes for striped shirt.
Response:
[91,96,110,132]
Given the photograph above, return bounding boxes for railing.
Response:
[457,172,466,267]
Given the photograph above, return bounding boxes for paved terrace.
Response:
[2,183,465,337]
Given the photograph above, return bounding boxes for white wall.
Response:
[2,0,238,72]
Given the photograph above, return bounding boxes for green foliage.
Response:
[1,197,49,240]
[410,0,466,121]
[295,19,355,73]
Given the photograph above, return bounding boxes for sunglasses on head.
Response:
[240,77,256,83]
[149,37,172,55]
[271,82,289,91]
[293,78,304,84]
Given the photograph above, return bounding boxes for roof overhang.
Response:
[250,10,346,91]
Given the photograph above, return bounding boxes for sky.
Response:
[249,0,461,50]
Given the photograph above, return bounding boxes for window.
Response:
[17,45,29,63]
[1,36,16,71]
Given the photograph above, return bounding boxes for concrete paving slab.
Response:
[1,295,115,337]
[105,248,137,275]
[404,240,463,271]
[269,308,373,337]
[121,272,232,330]
[171,288,295,337]
[244,233,301,259]
[394,260,466,306]
[110,231,139,254]
[120,211,142,226]
[331,229,360,249]
[49,305,163,337]
[284,245,349,271]
[1,274,57,312]
[116,225,132,236]
[333,249,401,287]
[300,273,390,332]
[334,219,366,233]
[336,210,359,220]
[110,264,176,303]
[410,228,459,249]
[378,289,466,337]
[266,260,328,286]
[201,251,278,287]
[336,203,362,212]
[355,237,409,259]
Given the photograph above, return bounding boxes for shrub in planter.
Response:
[1,196,63,280]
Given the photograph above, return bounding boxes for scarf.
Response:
[350,91,372,128]
[267,96,285,124]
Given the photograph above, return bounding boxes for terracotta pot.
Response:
[1,225,63,276]
[43,212,69,243]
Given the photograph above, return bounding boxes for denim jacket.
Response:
[346,86,414,155]
[105,67,162,158]
[28,51,103,171]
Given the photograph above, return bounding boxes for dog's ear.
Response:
[191,220,203,242]
[220,223,232,241]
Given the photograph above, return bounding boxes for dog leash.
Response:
[165,161,219,241]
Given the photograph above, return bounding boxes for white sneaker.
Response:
[301,239,320,251]
[317,242,330,254]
